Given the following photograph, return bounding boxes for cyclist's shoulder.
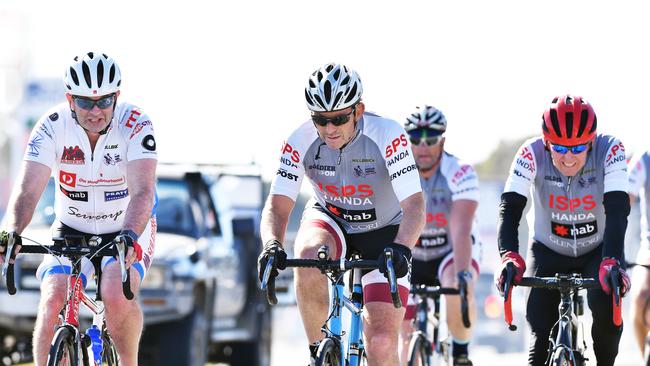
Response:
[285,119,320,149]
[361,112,404,135]
[439,152,476,179]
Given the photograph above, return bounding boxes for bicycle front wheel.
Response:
[47,326,79,366]
[102,332,120,366]
[407,334,431,366]
[315,338,341,366]
[551,348,574,366]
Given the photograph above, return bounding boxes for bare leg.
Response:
[101,263,142,366]
[293,224,338,344]
[33,275,67,366]
[440,265,478,349]
[364,301,406,366]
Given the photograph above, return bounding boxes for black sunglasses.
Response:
[408,128,444,146]
[312,107,356,127]
[72,94,116,111]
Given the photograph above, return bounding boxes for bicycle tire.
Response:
[47,326,79,366]
[315,338,341,366]
[102,333,120,366]
[551,348,573,366]
[407,334,431,366]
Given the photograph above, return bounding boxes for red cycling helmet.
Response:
[542,95,597,146]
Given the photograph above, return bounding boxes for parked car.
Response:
[0,163,271,366]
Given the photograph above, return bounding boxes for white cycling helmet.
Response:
[63,52,121,97]
[405,105,447,132]
[305,63,363,112]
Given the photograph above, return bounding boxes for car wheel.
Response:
[150,306,209,366]
[229,309,272,366]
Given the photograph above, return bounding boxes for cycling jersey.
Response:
[412,152,480,261]
[629,151,650,248]
[270,113,422,234]
[24,101,158,234]
[503,135,628,257]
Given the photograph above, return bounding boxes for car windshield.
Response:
[156,179,196,236]
[30,178,197,237]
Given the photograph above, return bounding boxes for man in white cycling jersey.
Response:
[398,106,480,366]
[257,63,425,366]
[627,150,650,361]
[0,52,157,366]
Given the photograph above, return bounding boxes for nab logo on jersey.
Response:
[385,134,408,158]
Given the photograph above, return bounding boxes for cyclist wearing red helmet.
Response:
[495,95,631,365]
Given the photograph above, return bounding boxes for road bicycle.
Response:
[261,245,402,366]
[406,277,471,366]
[2,232,134,366]
[502,264,622,366]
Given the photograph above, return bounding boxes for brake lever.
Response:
[116,240,128,283]
[260,255,275,291]
[1,236,13,277]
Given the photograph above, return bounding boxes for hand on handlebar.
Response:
[495,251,526,296]
[113,230,142,269]
[599,257,631,296]
[0,231,21,266]
[257,239,287,283]
[378,243,411,279]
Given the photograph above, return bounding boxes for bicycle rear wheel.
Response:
[47,326,79,366]
[315,338,341,366]
[102,332,120,366]
[407,334,431,366]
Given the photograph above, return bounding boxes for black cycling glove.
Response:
[257,239,288,283]
[378,243,412,279]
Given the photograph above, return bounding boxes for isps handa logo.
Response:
[325,203,376,223]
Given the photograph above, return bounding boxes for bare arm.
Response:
[394,192,425,249]
[630,193,637,206]
[260,194,295,247]
[123,159,156,235]
[450,199,478,273]
[2,161,52,234]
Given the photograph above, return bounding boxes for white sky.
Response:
[2,0,650,179]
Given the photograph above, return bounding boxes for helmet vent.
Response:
[69,67,80,86]
[577,109,589,137]
[313,94,325,110]
[331,92,343,109]
[81,61,92,88]
[97,61,104,88]
[333,68,341,80]
[323,80,332,103]
[109,64,116,84]
[549,109,563,137]
[343,83,358,104]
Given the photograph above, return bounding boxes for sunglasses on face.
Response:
[408,128,444,146]
[72,94,116,111]
[312,107,355,127]
[550,143,589,155]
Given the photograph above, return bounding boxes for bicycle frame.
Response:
[325,266,365,365]
[548,281,586,364]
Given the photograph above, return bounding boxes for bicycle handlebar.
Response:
[260,246,403,309]
[502,263,622,330]
[2,235,134,300]
[410,282,471,328]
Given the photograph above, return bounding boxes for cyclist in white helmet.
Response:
[258,63,425,366]
[398,106,481,366]
[0,52,157,366]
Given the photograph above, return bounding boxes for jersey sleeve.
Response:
[382,123,422,201]
[268,131,307,201]
[603,139,628,193]
[449,163,480,201]
[123,108,157,161]
[23,112,57,168]
[628,152,647,196]
[503,141,537,197]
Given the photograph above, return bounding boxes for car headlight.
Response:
[141,265,166,289]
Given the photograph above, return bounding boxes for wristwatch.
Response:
[120,229,139,243]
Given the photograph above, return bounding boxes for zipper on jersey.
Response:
[566,176,578,257]
[337,148,343,166]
